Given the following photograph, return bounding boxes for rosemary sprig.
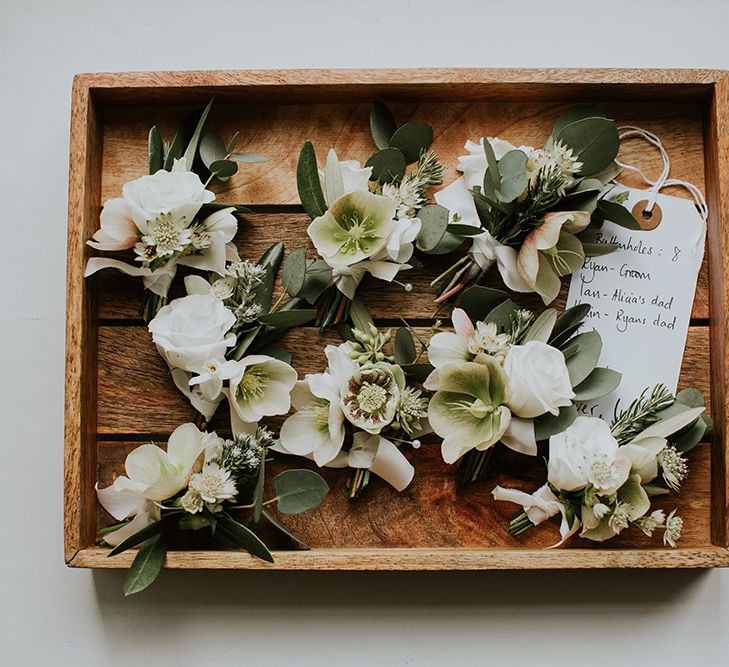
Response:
[610,384,674,445]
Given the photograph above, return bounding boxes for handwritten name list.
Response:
[566,186,706,419]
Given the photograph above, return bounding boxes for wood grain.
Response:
[93,212,711,321]
[65,68,728,569]
[96,325,711,436]
[705,75,729,545]
[96,441,712,550]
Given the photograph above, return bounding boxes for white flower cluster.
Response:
[85,161,238,298]
[493,403,706,546]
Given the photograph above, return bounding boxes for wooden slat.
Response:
[705,76,729,546]
[94,209,711,321]
[96,439,712,550]
[96,325,711,436]
[69,545,729,570]
[64,77,102,564]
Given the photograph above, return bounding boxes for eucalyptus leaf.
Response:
[401,363,434,382]
[123,534,166,596]
[182,98,214,171]
[555,117,620,176]
[282,248,307,297]
[572,367,622,401]
[675,388,705,408]
[258,309,316,328]
[550,107,607,141]
[415,204,450,252]
[593,161,624,185]
[534,405,578,441]
[274,469,330,515]
[484,299,519,333]
[497,150,529,202]
[458,286,511,323]
[671,418,707,453]
[365,147,406,184]
[209,159,238,178]
[523,309,557,343]
[370,100,398,150]
[427,231,467,255]
[297,141,327,219]
[394,327,417,365]
[200,132,228,169]
[147,126,163,174]
[230,151,267,163]
[565,330,603,387]
[217,514,273,563]
[597,199,642,231]
[388,122,433,163]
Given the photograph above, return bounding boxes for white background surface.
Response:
[2,1,728,664]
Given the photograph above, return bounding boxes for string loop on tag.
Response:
[615,126,708,222]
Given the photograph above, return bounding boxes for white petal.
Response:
[96,478,145,521]
[501,417,537,456]
[166,422,206,471]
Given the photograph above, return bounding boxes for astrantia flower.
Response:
[308,190,396,267]
[341,363,403,434]
[658,445,689,491]
[394,386,429,435]
[185,274,237,301]
[189,462,237,507]
[136,211,193,260]
[663,509,683,547]
[580,474,650,542]
[634,509,666,537]
[180,489,205,514]
[228,355,298,424]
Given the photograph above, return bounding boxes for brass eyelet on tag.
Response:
[631,200,662,230]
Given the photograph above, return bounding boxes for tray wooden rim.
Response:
[65,67,729,570]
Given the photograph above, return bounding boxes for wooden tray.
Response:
[65,68,729,570]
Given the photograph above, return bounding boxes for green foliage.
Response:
[554,116,620,175]
[297,141,327,219]
[457,286,511,323]
[496,149,529,202]
[534,406,578,441]
[523,309,557,343]
[273,469,330,515]
[564,330,603,386]
[123,534,167,596]
[147,126,163,174]
[182,98,214,171]
[416,204,450,251]
[365,147,406,183]
[257,309,317,328]
[597,199,642,230]
[572,367,622,401]
[388,122,433,164]
[217,514,273,563]
[108,514,180,557]
[394,327,417,365]
[370,100,398,150]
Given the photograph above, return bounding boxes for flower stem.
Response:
[348,468,371,499]
[430,255,470,288]
[458,448,494,485]
[141,290,167,322]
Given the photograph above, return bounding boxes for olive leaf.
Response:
[123,534,167,596]
[297,141,327,219]
[523,309,557,343]
[182,98,214,171]
[282,248,307,297]
[217,514,273,563]
[257,309,317,328]
[394,327,417,365]
[597,199,642,231]
[147,126,163,174]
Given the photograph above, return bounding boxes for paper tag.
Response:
[565,186,706,420]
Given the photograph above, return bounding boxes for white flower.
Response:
[382,179,423,220]
[185,274,237,300]
[189,357,242,401]
[279,343,357,465]
[340,363,403,434]
[87,198,140,251]
[634,509,666,537]
[180,490,204,514]
[547,417,630,494]
[149,294,236,373]
[663,509,683,547]
[96,424,207,541]
[123,166,215,233]
[189,462,237,506]
[503,340,575,419]
[658,446,689,491]
[377,216,421,264]
[319,149,373,206]
[228,355,298,424]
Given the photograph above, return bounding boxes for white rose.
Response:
[149,294,236,372]
[503,340,574,418]
[547,417,630,494]
[122,166,215,233]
